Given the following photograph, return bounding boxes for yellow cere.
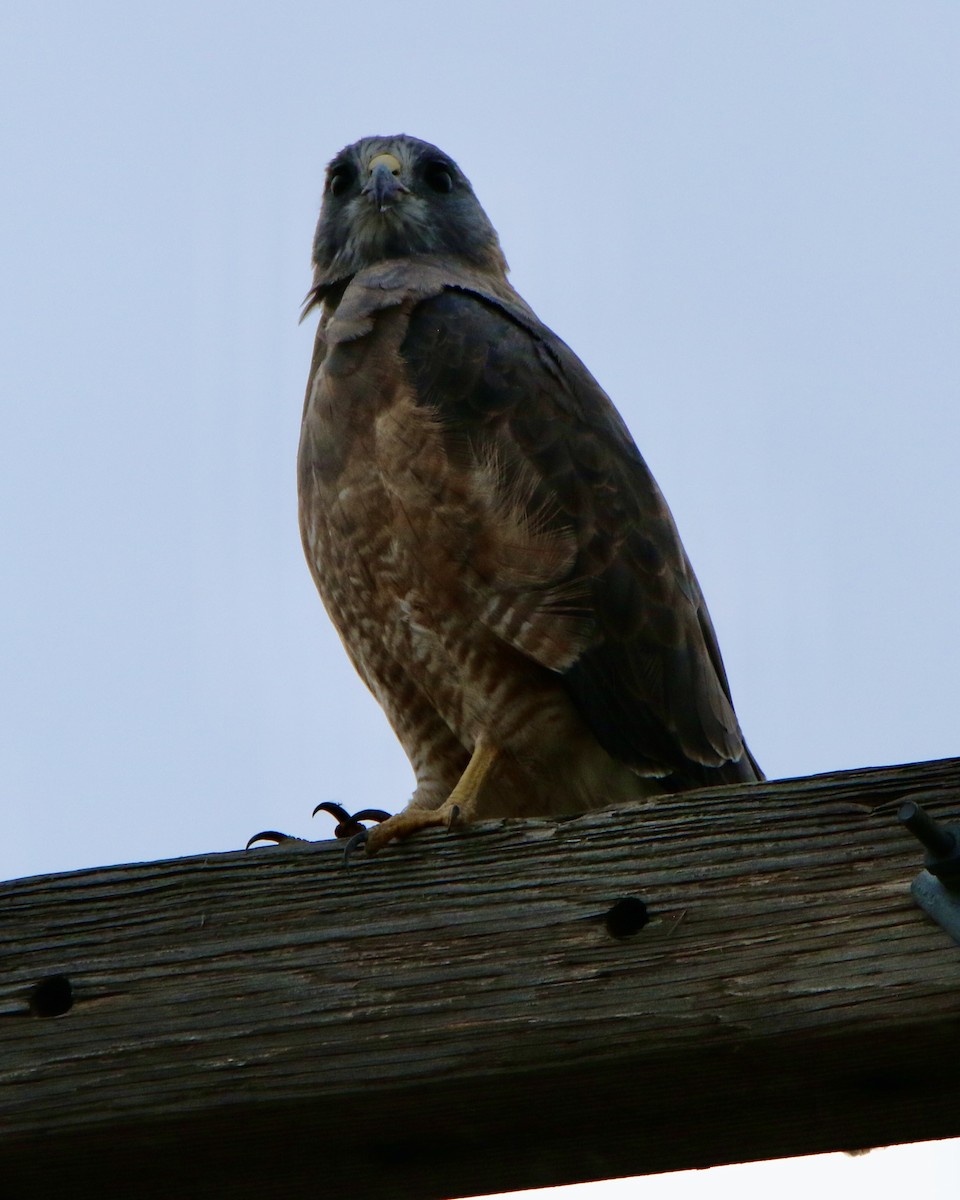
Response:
[367,153,402,176]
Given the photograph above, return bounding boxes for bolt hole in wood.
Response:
[28,975,73,1018]
[604,897,649,939]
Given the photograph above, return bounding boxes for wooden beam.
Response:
[2,757,960,1199]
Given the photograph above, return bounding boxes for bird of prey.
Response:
[298,134,761,855]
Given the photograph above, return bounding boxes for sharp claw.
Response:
[314,803,391,839]
[343,828,369,864]
[313,801,362,838]
[352,808,390,824]
[312,801,351,823]
[246,830,305,849]
[447,804,462,830]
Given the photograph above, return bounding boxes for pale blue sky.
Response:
[2,3,958,1196]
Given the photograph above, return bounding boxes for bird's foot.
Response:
[345,737,500,861]
[345,802,463,861]
[246,804,390,850]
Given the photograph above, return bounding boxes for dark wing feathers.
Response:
[399,287,760,786]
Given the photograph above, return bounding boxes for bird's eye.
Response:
[328,164,356,197]
[423,161,454,194]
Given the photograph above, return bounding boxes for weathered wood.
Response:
[2,758,959,1200]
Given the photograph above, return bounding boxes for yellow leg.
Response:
[363,739,499,856]
[445,737,499,815]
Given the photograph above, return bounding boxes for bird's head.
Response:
[309,135,508,292]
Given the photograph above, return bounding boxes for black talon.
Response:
[353,808,390,824]
[343,828,369,864]
[312,802,355,837]
[313,802,390,839]
[246,830,305,849]
[312,801,350,821]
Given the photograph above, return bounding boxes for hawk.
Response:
[298,134,761,855]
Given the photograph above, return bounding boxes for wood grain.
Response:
[2,757,960,1199]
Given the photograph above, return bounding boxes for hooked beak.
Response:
[362,153,408,212]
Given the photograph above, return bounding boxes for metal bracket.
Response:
[899,798,960,946]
